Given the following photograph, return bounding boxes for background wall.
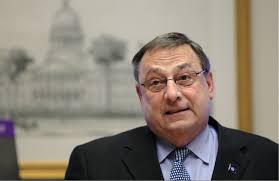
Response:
[0,0,277,162]
[251,0,278,143]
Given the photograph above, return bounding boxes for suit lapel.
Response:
[212,145,250,179]
[121,127,164,180]
[210,117,250,180]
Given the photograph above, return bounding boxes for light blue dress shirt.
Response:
[156,124,218,180]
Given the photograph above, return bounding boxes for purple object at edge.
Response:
[0,120,14,137]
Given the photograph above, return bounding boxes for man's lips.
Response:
[165,108,189,115]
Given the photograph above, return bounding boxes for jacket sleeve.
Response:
[65,146,89,180]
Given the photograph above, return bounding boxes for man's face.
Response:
[136,45,214,146]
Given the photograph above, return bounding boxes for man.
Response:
[65,32,278,180]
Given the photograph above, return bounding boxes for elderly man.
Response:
[65,32,278,180]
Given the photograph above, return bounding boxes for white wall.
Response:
[251,0,278,143]
[208,0,237,129]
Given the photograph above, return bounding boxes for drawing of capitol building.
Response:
[0,1,141,119]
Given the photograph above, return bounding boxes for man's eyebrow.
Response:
[143,63,192,79]
[145,68,165,77]
[175,63,192,71]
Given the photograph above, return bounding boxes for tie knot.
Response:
[174,148,190,162]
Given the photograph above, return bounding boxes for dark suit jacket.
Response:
[65,117,278,180]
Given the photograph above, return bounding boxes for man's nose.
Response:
[164,79,182,102]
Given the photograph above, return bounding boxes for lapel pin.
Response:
[228,163,237,175]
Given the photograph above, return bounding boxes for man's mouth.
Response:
[165,108,189,115]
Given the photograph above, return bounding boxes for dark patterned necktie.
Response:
[170,148,191,180]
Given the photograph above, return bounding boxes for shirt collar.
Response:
[187,124,211,164]
[156,124,212,164]
[156,137,174,163]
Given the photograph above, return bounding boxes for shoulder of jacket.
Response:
[210,116,278,149]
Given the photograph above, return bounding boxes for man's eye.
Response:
[150,79,161,86]
[178,74,191,81]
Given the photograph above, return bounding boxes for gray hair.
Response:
[132,32,210,82]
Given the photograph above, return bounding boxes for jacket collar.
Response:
[121,126,164,180]
[209,116,250,180]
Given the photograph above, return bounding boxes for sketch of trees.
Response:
[4,48,33,123]
[89,34,126,113]
[7,48,33,81]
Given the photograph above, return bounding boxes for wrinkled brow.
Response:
[144,63,192,78]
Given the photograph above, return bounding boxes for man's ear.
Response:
[206,72,215,100]
[136,84,143,102]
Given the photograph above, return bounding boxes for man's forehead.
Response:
[143,63,193,76]
[142,45,198,63]
[140,45,199,68]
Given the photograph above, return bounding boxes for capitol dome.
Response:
[42,0,91,73]
[50,0,83,42]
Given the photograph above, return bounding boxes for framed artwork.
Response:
[0,0,250,179]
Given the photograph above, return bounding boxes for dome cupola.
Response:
[50,0,83,43]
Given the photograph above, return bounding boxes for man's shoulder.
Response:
[223,126,277,148]
[210,116,278,150]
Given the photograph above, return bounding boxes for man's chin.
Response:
[165,119,195,132]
